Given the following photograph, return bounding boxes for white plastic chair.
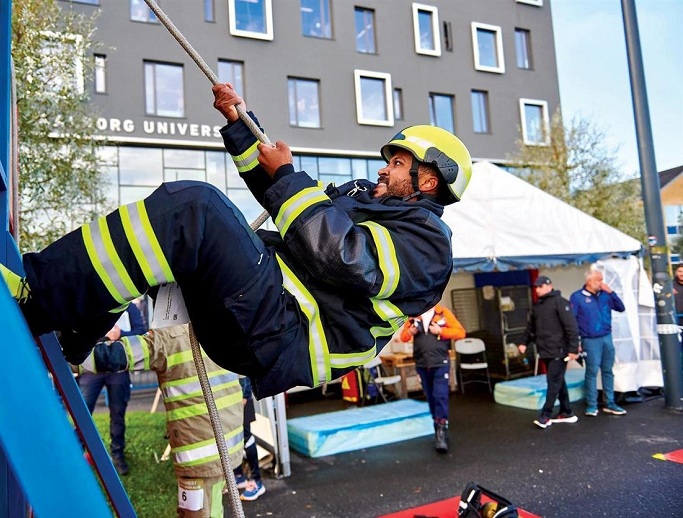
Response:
[361,356,402,405]
[454,338,492,394]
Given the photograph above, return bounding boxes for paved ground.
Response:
[114,383,683,518]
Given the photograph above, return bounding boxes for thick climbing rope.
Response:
[142,1,276,516]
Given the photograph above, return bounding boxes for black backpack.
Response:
[457,482,519,518]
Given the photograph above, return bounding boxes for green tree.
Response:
[507,109,646,243]
[12,0,111,252]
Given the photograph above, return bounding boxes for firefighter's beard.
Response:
[373,177,413,198]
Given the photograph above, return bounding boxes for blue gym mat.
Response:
[287,399,434,458]
[494,368,586,410]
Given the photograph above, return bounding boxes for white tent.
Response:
[440,162,662,391]
[442,161,643,271]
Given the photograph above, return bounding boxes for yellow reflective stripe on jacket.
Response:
[358,221,400,298]
[274,187,329,237]
[163,372,239,403]
[166,349,198,368]
[121,335,150,371]
[173,426,243,468]
[329,297,406,369]
[82,217,142,306]
[275,255,329,386]
[166,387,242,421]
[120,201,175,286]
[232,142,259,173]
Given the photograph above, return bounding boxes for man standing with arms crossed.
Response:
[570,267,627,417]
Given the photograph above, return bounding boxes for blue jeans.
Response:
[79,371,131,458]
[582,334,616,407]
[416,364,450,423]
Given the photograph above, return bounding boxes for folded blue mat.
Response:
[287,399,434,458]
[494,368,586,410]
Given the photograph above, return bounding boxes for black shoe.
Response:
[113,456,129,476]
[434,422,448,453]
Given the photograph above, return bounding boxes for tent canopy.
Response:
[442,162,644,272]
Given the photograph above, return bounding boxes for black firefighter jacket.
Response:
[520,290,580,359]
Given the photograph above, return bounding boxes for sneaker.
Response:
[234,472,248,489]
[603,404,627,415]
[585,407,598,417]
[113,456,129,476]
[551,413,578,424]
[241,480,265,501]
[533,416,552,429]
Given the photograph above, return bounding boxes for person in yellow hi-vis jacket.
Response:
[81,324,244,518]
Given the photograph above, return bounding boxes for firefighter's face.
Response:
[374,149,415,198]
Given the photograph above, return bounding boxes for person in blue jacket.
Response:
[78,302,147,475]
[2,83,473,399]
[570,267,627,417]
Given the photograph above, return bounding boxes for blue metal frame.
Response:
[0,1,135,515]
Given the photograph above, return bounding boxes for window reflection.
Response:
[288,78,321,128]
[234,0,267,33]
[144,62,185,118]
[355,7,375,53]
[130,0,158,23]
[360,77,387,121]
[119,147,163,186]
[301,0,332,39]
[417,10,435,51]
[429,93,455,133]
[477,28,498,68]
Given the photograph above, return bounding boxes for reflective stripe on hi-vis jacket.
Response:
[231,142,260,174]
[121,335,151,371]
[274,186,330,237]
[173,427,243,468]
[82,200,174,309]
[164,373,241,422]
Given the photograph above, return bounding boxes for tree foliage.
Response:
[507,109,646,243]
[12,0,111,252]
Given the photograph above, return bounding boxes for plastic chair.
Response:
[360,356,402,405]
[454,338,492,394]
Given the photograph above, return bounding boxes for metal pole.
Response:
[621,0,683,411]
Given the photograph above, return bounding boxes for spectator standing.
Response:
[399,304,465,453]
[234,376,266,501]
[77,302,146,475]
[570,267,627,417]
[518,276,580,429]
[81,324,244,517]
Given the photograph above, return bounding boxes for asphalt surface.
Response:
[117,383,683,517]
[234,386,683,518]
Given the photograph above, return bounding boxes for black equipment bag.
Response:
[457,482,519,518]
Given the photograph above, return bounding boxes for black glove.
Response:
[93,340,128,373]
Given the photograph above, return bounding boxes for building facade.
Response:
[61,0,561,225]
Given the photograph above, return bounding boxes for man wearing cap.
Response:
[518,276,580,429]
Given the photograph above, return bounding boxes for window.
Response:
[94,54,107,94]
[354,70,393,126]
[516,0,543,6]
[355,7,376,54]
[130,0,158,23]
[472,22,505,73]
[288,78,321,128]
[217,60,244,98]
[38,31,85,96]
[204,0,215,22]
[515,29,532,69]
[443,21,453,52]
[301,0,332,39]
[519,99,549,145]
[393,88,404,121]
[471,90,489,133]
[412,3,441,56]
[144,62,185,118]
[429,93,455,133]
[229,0,273,41]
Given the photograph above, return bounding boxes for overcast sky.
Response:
[551,0,682,177]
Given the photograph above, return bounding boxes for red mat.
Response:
[653,448,683,464]
[379,495,541,518]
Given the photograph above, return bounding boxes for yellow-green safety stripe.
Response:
[358,221,400,299]
[232,142,259,173]
[274,186,330,237]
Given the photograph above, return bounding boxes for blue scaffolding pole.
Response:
[0,1,135,515]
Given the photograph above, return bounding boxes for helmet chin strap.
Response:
[402,157,423,202]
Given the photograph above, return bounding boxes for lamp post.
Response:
[621,0,683,411]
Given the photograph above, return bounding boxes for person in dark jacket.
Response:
[518,276,579,429]
[399,304,465,453]
[570,267,626,417]
[1,82,474,399]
